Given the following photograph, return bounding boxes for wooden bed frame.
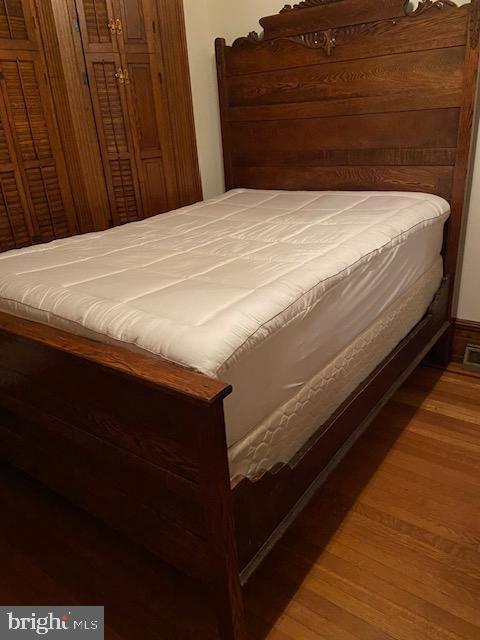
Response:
[0,1,479,638]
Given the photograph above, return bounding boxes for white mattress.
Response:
[0,189,449,477]
[229,259,443,481]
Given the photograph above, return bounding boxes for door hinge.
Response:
[72,16,80,32]
[82,71,89,86]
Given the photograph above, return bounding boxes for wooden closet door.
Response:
[77,0,178,226]
[78,0,144,225]
[84,51,145,225]
[114,0,179,216]
[0,0,77,249]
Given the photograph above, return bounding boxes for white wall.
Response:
[183,0,281,198]
[184,0,480,322]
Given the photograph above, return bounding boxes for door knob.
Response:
[108,18,122,34]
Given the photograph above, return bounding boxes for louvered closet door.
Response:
[77,0,177,226]
[85,51,145,225]
[0,0,77,249]
[78,0,144,225]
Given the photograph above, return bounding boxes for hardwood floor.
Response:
[0,364,479,639]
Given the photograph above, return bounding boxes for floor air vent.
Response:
[463,344,480,372]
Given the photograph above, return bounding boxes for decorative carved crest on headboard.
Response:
[403,0,458,16]
[233,27,337,55]
[289,29,337,54]
[232,0,471,54]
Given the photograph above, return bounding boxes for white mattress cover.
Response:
[228,259,443,481]
[0,189,449,461]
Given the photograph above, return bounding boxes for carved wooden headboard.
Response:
[216,0,480,275]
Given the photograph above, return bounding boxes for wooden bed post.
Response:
[430,0,480,365]
[199,402,247,639]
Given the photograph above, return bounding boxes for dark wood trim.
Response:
[447,0,480,281]
[216,37,233,191]
[453,318,480,361]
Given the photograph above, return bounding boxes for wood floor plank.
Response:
[276,551,466,640]
[321,542,480,640]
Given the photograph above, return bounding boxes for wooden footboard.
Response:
[0,312,247,640]
[0,277,450,640]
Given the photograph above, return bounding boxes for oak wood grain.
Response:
[259,0,466,42]
[233,165,454,200]
[227,10,467,76]
[227,48,465,108]
[231,109,460,151]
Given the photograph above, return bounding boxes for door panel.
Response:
[86,54,143,224]
[0,0,36,49]
[2,58,52,161]
[0,169,30,250]
[76,0,117,54]
[127,61,158,151]
[92,58,129,154]
[125,53,177,214]
[110,157,141,223]
[0,51,76,242]
[25,164,70,239]
[116,0,147,51]
[142,157,168,215]
[0,49,35,249]
[0,1,28,40]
